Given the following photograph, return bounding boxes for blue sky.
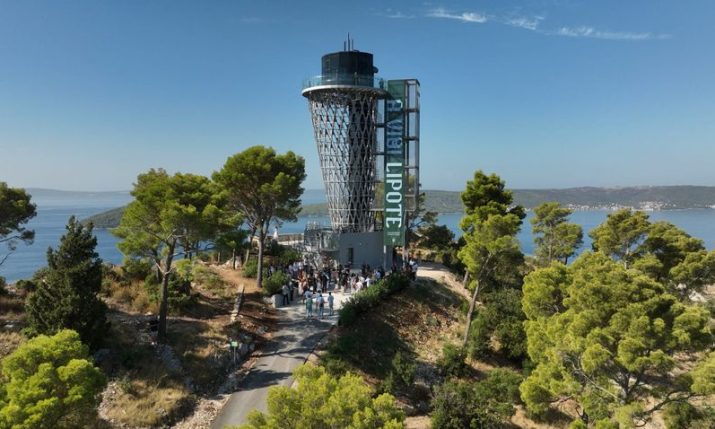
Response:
[1,0,713,192]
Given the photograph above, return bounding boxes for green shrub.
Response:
[263,271,289,296]
[14,279,36,293]
[243,258,259,278]
[468,289,527,361]
[263,239,282,256]
[338,273,410,326]
[192,264,225,290]
[0,276,6,295]
[167,277,194,312]
[239,364,405,428]
[143,272,194,313]
[122,257,152,280]
[431,369,522,429]
[380,350,416,394]
[438,343,466,377]
[0,330,106,428]
[663,402,715,429]
[275,248,302,267]
[173,259,193,283]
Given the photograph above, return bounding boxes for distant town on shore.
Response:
[53,185,715,229]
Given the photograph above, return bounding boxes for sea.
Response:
[1,190,714,283]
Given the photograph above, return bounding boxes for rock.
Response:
[271,293,283,308]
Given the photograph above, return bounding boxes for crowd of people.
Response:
[267,257,419,320]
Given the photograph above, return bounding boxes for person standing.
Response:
[316,293,325,319]
[281,283,290,306]
[305,294,313,319]
[327,292,334,316]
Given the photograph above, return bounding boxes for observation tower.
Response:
[302,41,385,232]
[302,38,420,268]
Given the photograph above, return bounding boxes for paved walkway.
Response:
[210,291,350,429]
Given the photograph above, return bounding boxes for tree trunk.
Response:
[231,248,237,270]
[244,226,257,266]
[158,242,175,343]
[154,258,163,284]
[256,225,267,289]
[462,271,469,286]
[462,279,481,347]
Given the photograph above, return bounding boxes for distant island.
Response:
[79,186,715,228]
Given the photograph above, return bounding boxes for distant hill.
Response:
[82,206,126,228]
[513,186,715,210]
[81,186,715,228]
[25,188,132,208]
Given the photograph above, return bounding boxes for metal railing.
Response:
[302,74,386,90]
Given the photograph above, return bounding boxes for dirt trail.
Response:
[416,262,470,300]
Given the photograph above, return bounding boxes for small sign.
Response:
[230,341,238,348]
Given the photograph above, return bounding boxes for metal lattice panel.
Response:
[306,88,381,233]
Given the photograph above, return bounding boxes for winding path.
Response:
[210,292,348,428]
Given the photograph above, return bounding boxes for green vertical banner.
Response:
[384,80,406,247]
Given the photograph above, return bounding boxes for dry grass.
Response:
[100,315,195,427]
[0,294,25,319]
[103,376,193,427]
[0,331,25,360]
[98,263,276,427]
[102,274,158,315]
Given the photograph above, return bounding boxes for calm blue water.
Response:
[291,210,715,257]
[2,198,714,282]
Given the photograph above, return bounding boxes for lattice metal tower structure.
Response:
[302,39,386,233]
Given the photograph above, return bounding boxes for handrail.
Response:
[302,74,386,90]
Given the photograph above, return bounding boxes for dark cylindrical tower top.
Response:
[321,51,378,76]
[319,51,379,86]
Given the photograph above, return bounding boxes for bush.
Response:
[0,276,6,295]
[431,368,522,429]
[143,272,194,313]
[663,402,715,429]
[262,239,283,256]
[438,343,466,377]
[173,259,193,283]
[14,279,36,294]
[122,257,153,280]
[468,289,527,361]
[0,330,106,428]
[243,258,259,278]
[275,248,302,267]
[192,264,225,290]
[238,364,405,429]
[167,277,194,312]
[338,273,410,326]
[380,350,416,394]
[418,224,455,250]
[263,271,289,296]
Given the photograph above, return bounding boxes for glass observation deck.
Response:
[302,74,386,91]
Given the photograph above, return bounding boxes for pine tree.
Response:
[25,216,108,349]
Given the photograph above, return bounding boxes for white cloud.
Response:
[381,9,415,19]
[426,8,487,23]
[554,26,670,41]
[419,6,670,41]
[505,16,544,31]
